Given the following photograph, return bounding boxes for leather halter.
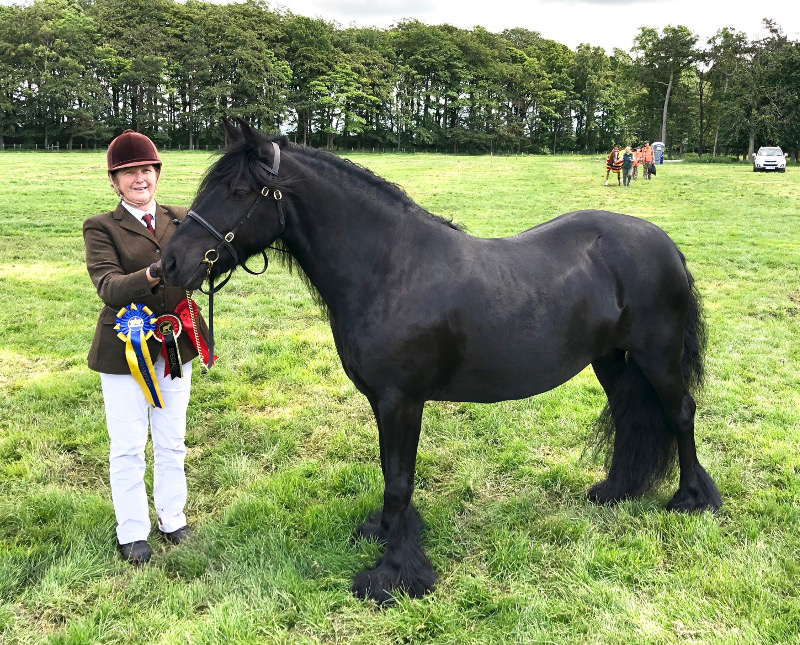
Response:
[184,141,285,368]
[186,141,285,292]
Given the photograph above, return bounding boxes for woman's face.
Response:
[112,164,159,207]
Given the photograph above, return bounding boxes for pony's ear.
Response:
[221,115,241,142]
[234,117,274,162]
[235,117,258,145]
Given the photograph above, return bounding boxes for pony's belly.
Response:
[430,346,597,403]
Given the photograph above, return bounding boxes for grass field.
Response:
[0,149,799,644]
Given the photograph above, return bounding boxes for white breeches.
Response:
[100,358,192,544]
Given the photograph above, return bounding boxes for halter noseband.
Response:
[184,141,286,370]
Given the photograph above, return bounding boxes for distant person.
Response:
[621,146,634,187]
[605,146,622,186]
[83,130,210,564]
[641,141,654,180]
[633,147,642,180]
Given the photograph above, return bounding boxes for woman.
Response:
[83,130,209,563]
[621,146,634,187]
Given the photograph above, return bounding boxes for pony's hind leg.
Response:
[588,350,677,504]
[351,390,436,604]
[630,351,721,513]
[587,351,640,504]
[665,395,720,512]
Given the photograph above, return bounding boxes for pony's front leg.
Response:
[351,390,436,604]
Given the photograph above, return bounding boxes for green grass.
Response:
[1,149,799,644]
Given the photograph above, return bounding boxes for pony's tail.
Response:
[589,250,706,502]
[679,250,707,394]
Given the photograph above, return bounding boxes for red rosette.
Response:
[175,298,217,368]
[154,314,182,342]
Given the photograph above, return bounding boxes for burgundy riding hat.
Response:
[107,130,161,172]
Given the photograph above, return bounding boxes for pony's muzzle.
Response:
[162,253,206,290]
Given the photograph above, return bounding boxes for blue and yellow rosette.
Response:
[114,303,164,408]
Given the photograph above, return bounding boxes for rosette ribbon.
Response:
[175,298,217,369]
[154,314,183,379]
[114,303,164,408]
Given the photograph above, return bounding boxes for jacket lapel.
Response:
[113,202,159,245]
[154,204,172,246]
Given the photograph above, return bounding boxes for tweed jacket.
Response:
[84,202,210,374]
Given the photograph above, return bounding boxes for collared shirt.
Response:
[121,201,156,234]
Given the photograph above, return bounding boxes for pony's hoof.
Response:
[667,465,722,513]
[351,569,398,605]
[666,488,721,514]
[587,480,628,505]
[351,560,436,605]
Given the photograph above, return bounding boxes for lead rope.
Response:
[186,290,209,374]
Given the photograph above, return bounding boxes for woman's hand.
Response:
[146,261,162,287]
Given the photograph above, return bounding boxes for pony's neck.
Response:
[277,152,447,310]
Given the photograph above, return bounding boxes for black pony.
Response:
[163,119,721,604]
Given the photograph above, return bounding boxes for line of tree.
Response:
[1,0,798,159]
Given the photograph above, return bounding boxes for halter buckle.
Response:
[261,186,270,197]
[273,189,282,200]
[224,232,235,243]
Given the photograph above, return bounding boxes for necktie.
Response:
[143,212,155,235]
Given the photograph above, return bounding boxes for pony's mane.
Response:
[283,142,463,232]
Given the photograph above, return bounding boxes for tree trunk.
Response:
[660,68,673,151]
[713,73,732,157]
[552,119,558,155]
[188,76,195,150]
[748,129,755,159]
[697,73,705,155]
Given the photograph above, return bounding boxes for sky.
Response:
[271,0,799,52]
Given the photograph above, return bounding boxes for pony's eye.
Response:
[230,189,248,200]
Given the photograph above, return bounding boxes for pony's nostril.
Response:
[162,255,176,278]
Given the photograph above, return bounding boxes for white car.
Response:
[752,146,788,172]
